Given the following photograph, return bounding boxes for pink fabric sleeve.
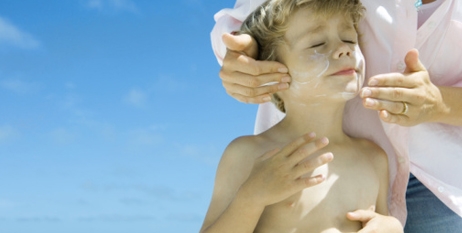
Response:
[210,0,266,65]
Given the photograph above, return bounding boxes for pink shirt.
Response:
[211,0,462,225]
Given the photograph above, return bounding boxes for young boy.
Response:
[201,0,402,232]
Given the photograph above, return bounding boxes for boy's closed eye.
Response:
[342,40,357,44]
[310,42,325,48]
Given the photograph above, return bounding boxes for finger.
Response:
[227,85,290,104]
[293,152,333,178]
[220,68,291,89]
[224,81,288,98]
[404,48,426,73]
[357,227,372,233]
[238,55,289,76]
[257,147,281,161]
[363,98,408,115]
[360,87,412,102]
[368,205,376,211]
[288,137,330,166]
[230,93,272,104]
[276,133,318,159]
[346,209,377,222]
[294,174,326,189]
[367,73,416,88]
[223,49,288,75]
[222,33,258,58]
[379,110,411,126]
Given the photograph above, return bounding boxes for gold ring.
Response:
[400,102,409,115]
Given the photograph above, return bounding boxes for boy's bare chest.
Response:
[255,150,380,233]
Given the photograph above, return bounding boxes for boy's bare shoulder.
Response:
[223,134,269,161]
[214,134,270,192]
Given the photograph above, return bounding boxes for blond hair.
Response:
[240,0,365,112]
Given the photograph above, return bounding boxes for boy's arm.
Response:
[199,137,265,233]
[200,134,333,233]
[375,149,389,216]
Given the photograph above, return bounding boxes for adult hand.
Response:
[347,206,403,233]
[240,133,333,207]
[220,32,291,104]
[360,49,448,126]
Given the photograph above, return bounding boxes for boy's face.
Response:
[278,7,365,103]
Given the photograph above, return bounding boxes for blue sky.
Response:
[0,0,258,232]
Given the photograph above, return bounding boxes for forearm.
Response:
[434,86,462,126]
[201,190,265,233]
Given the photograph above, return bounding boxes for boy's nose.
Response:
[333,43,353,59]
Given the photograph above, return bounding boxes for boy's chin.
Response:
[340,92,359,101]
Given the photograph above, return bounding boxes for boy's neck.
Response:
[276,100,349,143]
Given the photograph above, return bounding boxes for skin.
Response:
[360,49,462,127]
[219,0,462,127]
[216,1,460,232]
[203,8,403,233]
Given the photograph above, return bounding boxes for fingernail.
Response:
[365,98,375,107]
[381,110,389,119]
[278,83,289,90]
[321,137,329,145]
[278,67,289,73]
[348,212,358,218]
[369,79,378,86]
[308,132,316,138]
[262,96,271,102]
[281,76,291,83]
[324,153,334,160]
[362,89,371,97]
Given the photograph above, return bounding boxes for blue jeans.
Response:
[404,173,462,233]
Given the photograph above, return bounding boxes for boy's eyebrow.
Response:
[290,24,325,46]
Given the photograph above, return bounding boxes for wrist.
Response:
[235,183,267,211]
[433,86,462,126]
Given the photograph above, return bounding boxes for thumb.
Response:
[222,32,258,59]
[346,207,376,222]
[404,49,426,73]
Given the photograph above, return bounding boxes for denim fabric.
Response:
[404,173,462,233]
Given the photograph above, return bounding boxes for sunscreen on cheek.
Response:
[290,50,332,90]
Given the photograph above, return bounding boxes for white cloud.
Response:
[0,125,20,143]
[166,212,202,222]
[0,16,40,49]
[85,0,139,13]
[0,198,17,208]
[0,79,40,94]
[49,128,76,145]
[78,214,155,222]
[179,143,220,166]
[151,75,187,93]
[127,128,163,146]
[16,216,61,223]
[123,88,148,108]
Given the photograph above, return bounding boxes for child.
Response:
[201,0,401,232]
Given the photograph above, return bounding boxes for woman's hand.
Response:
[239,133,333,207]
[220,33,291,104]
[360,49,449,126]
[347,206,403,233]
